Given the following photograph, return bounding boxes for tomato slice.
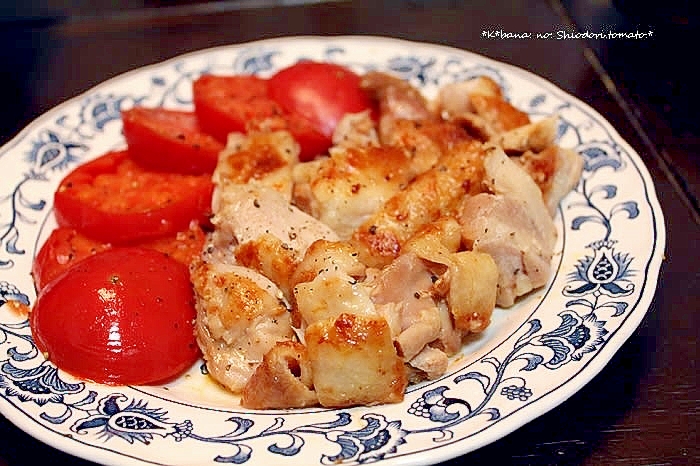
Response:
[193,74,279,141]
[283,112,331,161]
[32,223,207,292]
[268,61,375,139]
[32,227,111,292]
[137,221,207,266]
[121,107,225,175]
[193,74,327,161]
[54,150,213,244]
[30,247,200,385]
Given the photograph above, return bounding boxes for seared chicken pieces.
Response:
[190,260,293,393]
[292,145,416,239]
[438,75,530,140]
[191,70,583,409]
[350,140,484,268]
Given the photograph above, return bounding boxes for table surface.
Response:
[0,1,697,465]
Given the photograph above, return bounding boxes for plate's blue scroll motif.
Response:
[0,37,664,466]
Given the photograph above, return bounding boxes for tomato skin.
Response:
[30,247,200,385]
[32,223,207,293]
[268,61,375,140]
[282,112,330,161]
[54,150,213,244]
[32,227,111,292]
[122,107,224,175]
[193,75,279,141]
[193,74,328,161]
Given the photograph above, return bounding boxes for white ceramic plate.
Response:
[0,36,665,466]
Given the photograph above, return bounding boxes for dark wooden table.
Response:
[0,1,697,465]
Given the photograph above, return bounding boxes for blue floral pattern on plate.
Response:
[0,36,665,466]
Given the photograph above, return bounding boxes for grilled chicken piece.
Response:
[215,130,299,202]
[299,118,476,242]
[401,216,464,356]
[291,239,369,330]
[291,240,409,406]
[210,183,340,302]
[360,71,437,143]
[458,147,556,307]
[438,76,530,140]
[483,146,556,248]
[445,251,499,332]
[408,346,449,381]
[233,233,300,302]
[210,184,338,273]
[488,116,583,214]
[437,76,503,116]
[361,71,435,121]
[468,93,530,135]
[241,341,317,409]
[305,313,407,407]
[331,110,380,149]
[292,145,416,239]
[382,118,476,175]
[492,116,558,154]
[370,252,442,361]
[291,239,367,289]
[293,253,376,327]
[190,259,294,393]
[402,217,498,334]
[459,194,552,307]
[515,145,584,215]
[351,140,485,268]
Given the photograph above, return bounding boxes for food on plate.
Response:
[193,62,375,161]
[194,74,322,161]
[53,149,213,244]
[121,107,225,175]
[191,65,584,408]
[32,227,112,292]
[30,247,200,385]
[29,60,583,407]
[193,75,279,140]
[32,223,206,293]
[30,149,213,384]
[268,61,376,143]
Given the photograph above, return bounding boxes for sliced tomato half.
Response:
[32,227,111,292]
[31,247,201,385]
[122,107,225,175]
[54,150,213,244]
[193,74,279,141]
[32,222,207,292]
[268,61,375,139]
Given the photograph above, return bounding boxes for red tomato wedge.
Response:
[30,247,200,385]
[268,61,375,139]
[193,74,327,161]
[32,223,207,292]
[54,150,213,244]
[121,107,225,175]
